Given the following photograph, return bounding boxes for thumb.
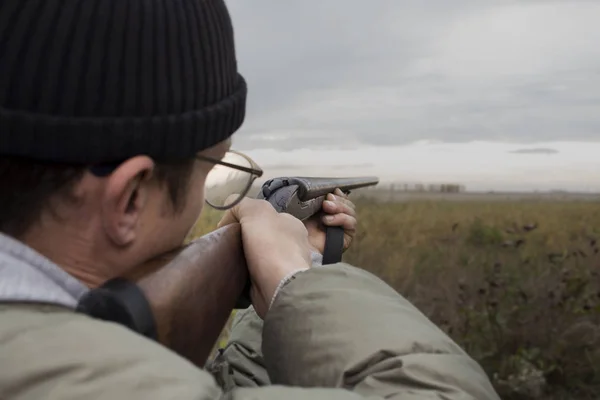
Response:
[216,194,243,228]
[217,196,277,228]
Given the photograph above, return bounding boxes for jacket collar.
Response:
[0,232,88,309]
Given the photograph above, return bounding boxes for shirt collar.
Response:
[0,232,88,309]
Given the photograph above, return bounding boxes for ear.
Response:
[101,156,155,247]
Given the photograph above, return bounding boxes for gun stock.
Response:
[78,223,246,368]
[77,175,380,367]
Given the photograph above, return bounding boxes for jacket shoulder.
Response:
[0,304,220,400]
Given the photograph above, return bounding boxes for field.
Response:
[189,194,600,400]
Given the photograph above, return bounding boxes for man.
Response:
[0,0,500,399]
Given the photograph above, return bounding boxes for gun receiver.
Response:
[77,175,379,368]
[259,176,379,220]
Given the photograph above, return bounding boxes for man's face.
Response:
[131,139,233,262]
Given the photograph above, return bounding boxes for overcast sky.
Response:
[225,0,600,191]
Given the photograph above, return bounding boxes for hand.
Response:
[304,188,357,255]
[217,197,312,318]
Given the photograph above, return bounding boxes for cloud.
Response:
[509,148,559,154]
[226,0,600,151]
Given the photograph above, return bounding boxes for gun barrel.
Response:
[292,176,380,201]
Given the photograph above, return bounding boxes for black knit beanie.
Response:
[0,0,246,164]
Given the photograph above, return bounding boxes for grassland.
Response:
[189,196,600,400]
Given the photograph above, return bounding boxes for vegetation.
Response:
[189,198,600,400]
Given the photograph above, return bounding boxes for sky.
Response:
[224,0,600,192]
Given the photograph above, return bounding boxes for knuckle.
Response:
[254,199,277,214]
[343,215,356,229]
[328,215,344,226]
[279,212,304,227]
[279,212,295,220]
[344,198,356,208]
[349,214,358,224]
[256,198,272,209]
[341,203,353,213]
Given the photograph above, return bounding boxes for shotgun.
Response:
[77,176,379,368]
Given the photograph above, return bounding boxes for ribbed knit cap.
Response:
[0,0,246,164]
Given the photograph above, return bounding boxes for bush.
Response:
[467,218,504,246]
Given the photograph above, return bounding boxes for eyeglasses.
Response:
[89,150,263,211]
[196,150,263,210]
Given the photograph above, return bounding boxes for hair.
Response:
[0,157,195,238]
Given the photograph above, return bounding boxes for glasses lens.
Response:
[205,152,255,208]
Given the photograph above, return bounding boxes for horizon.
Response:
[242,140,600,193]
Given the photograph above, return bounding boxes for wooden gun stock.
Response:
[77,223,247,368]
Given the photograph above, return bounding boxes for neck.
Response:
[21,222,125,288]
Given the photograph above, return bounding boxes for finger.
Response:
[216,194,241,228]
[334,188,347,198]
[334,187,355,200]
[217,196,275,228]
[216,210,235,228]
[322,213,357,232]
[343,232,354,251]
[326,192,356,210]
[322,197,356,217]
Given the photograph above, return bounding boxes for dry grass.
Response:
[190,198,600,400]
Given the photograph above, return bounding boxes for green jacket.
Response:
[0,263,500,399]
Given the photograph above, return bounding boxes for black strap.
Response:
[76,278,158,341]
[322,226,344,265]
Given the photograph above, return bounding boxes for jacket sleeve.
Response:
[208,306,271,390]
[213,263,499,399]
[207,251,325,390]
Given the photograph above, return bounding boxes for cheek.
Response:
[182,171,208,227]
